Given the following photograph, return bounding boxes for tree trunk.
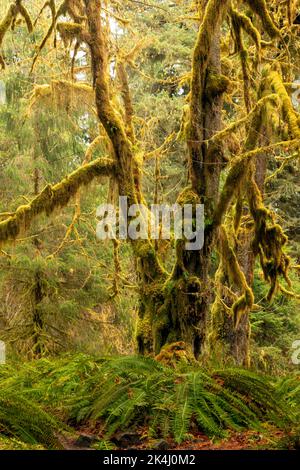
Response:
[138,1,230,358]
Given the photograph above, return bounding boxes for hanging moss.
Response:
[247,177,291,301]
[56,22,83,47]
[0,3,17,68]
[28,80,94,115]
[0,158,114,247]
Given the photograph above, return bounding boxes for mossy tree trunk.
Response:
[83,0,231,358]
[209,80,276,367]
[137,1,231,358]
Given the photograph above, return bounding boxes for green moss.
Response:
[176,187,201,206]
[205,69,231,102]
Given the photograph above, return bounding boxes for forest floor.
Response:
[60,426,289,451]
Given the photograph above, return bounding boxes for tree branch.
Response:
[0,158,115,247]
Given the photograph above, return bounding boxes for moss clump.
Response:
[155,342,196,367]
[176,187,201,207]
[57,22,83,46]
[205,69,231,102]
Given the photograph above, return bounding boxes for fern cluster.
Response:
[0,354,296,446]
[0,383,61,449]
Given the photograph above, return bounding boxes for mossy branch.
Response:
[267,70,300,139]
[243,0,280,38]
[206,94,280,148]
[0,1,33,68]
[84,0,138,203]
[30,0,56,72]
[218,226,254,327]
[0,158,115,247]
[186,0,230,193]
[190,0,230,108]
[229,7,261,53]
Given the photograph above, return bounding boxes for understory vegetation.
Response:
[0,355,299,450]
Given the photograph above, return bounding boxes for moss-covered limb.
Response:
[84,0,137,204]
[116,61,135,144]
[0,158,115,247]
[212,66,300,229]
[230,9,253,112]
[206,94,279,148]
[83,1,167,318]
[217,226,254,327]
[241,72,299,301]
[145,132,176,160]
[267,70,300,139]
[213,137,299,229]
[0,3,17,48]
[84,134,108,163]
[266,152,299,182]
[16,1,33,33]
[187,0,230,193]
[229,7,261,53]
[190,0,230,108]
[243,0,280,38]
[0,1,33,68]
[34,0,55,27]
[30,0,56,72]
[212,97,263,228]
